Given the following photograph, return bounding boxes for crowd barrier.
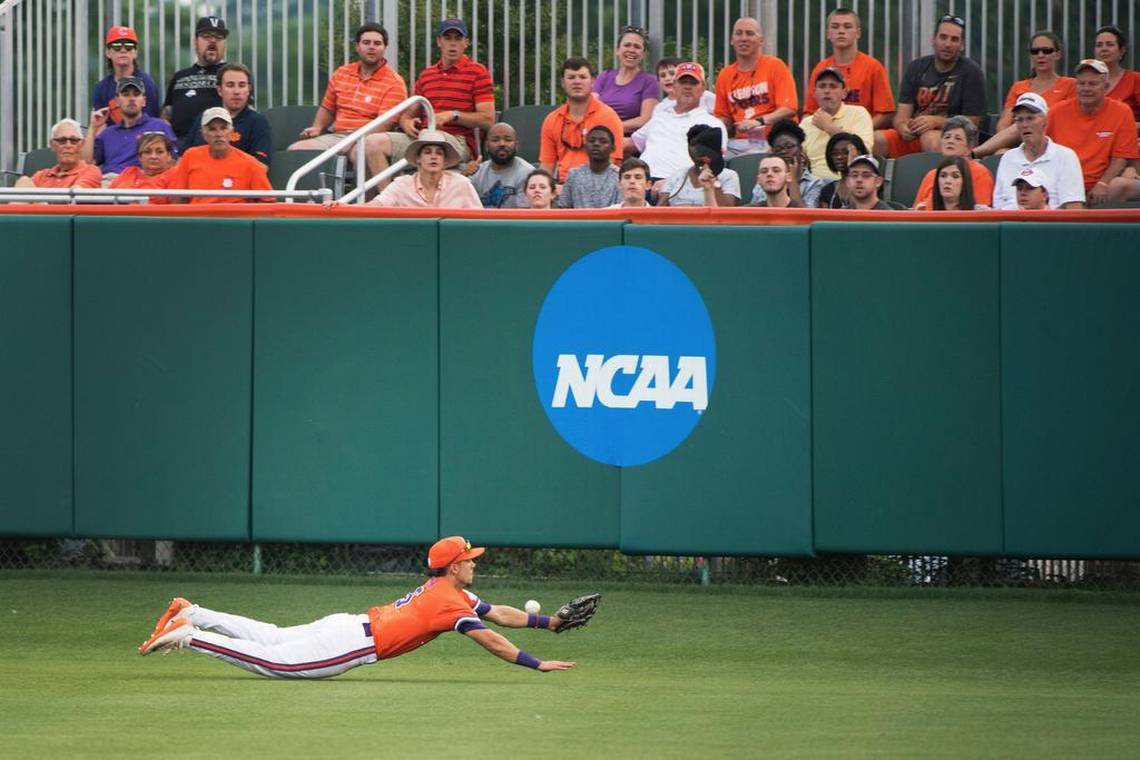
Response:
[1,208,1137,559]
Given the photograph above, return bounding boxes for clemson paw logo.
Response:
[222,177,234,188]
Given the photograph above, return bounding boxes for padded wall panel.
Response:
[251,220,438,543]
[439,221,624,546]
[73,218,252,539]
[1002,224,1140,558]
[619,226,813,556]
[0,217,73,535]
[812,223,1003,554]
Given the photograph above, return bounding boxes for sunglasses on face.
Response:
[53,136,81,144]
[1029,47,1056,55]
[108,42,137,51]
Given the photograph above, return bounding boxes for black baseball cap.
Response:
[116,76,145,94]
[196,16,229,37]
[816,67,845,86]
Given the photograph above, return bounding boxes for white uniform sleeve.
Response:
[992,155,1017,210]
[1053,146,1087,208]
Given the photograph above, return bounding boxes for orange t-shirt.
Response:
[320,61,409,133]
[803,52,895,116]
[1002,77,1077,111]
[109,165,173,204]
[30,161,102,188]
[367,578,484,661]
[913,158,995,208]
[539,94,624,182]
[714,56,799,138]
[1047,97,1140,189]
[1107,69,1140,122]
[164,145,272,203]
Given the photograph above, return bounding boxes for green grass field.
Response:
[2,572,1138,758]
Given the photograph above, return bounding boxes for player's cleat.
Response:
[138,616,194,656]
[149,597,194,638]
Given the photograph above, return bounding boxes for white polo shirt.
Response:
[631,105,727,179]
[992,138,1086,210]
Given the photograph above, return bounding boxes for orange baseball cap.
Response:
[106,26,138,45]
[673,61,706,84]
[428,536,485,569]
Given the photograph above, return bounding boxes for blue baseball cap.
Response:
[438,18,469,37]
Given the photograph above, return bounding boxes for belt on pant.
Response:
[362,621,373,638]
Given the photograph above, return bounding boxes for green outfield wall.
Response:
[1,216,1136,559]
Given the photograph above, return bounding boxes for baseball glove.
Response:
[552,593,601,633]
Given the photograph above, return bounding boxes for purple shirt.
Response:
[94,114,178,174]
[592,69,659,121]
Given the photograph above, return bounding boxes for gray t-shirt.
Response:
[556,163,620,208]
[659,167,742,206]
[470,157,535,208]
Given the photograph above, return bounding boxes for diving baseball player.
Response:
[138,536,600,678]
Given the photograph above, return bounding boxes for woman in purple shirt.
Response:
[593,25,659,134]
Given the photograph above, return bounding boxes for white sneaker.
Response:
[138,616,195,656]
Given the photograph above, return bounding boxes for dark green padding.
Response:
[620,226,813,556]
[438,221,624,547]
[812,223,1003,554]
[0,217,73,536]
[1002,224,1140,558]
[73,218,252,539]
[251,220,438,543]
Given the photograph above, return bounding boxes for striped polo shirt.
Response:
[321,60,408,133]
[414,55,494,159]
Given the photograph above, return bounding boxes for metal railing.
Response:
[2,1,1137,175]
[284,93,435,203]
[0,186,331,202]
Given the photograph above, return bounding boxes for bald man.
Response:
[714,17,799,156]
[469,122,536,207]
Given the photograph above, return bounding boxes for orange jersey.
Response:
[1047,97,1140,189]
[109,165,173,204]
[30,161,102,188]
[913,158,995,208]
[539,94,624,181]
[803,52,895,116]
[165,145,272,203]
[1002,77,1076,112]
[321,61,408,133]
[1107,69,1140,122]
[714,56,799,138]
[367,578,486,661]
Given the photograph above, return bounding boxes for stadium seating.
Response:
[267,149,344,198]
[726,153,763,205]
[263,105,318,151]
[980,154,1002,178]
[18,148,56,177]
[887,151,941,207]
[499,104,556,164]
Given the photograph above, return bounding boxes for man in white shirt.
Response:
[629,62,726,180]
[992,92,1085,210]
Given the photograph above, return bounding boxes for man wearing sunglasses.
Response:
[92,26,161,125]
[82,76,178,182]
[874,14,986,158]
[14,119,102,189]
[163,16,229,151]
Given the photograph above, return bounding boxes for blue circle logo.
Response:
[532,245,716,466]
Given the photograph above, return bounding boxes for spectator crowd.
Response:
[13,9,1140,210]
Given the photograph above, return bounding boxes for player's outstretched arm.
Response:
[464,627,575,671]
[484,604,558,631]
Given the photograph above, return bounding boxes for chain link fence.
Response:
[2,537,1138,591]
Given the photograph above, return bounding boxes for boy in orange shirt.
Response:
[166,107,272,203]
[138,537,597,678]
[803,8,895,129]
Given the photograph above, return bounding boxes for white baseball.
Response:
[524,599,541,614]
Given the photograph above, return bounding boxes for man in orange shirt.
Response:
[139,537,596,677]
[1043,58,1140,206]
[539,57,624,182]
[714,16,798,157]
[803,7,895,130]
[14,118,102,189]
[165,107,272,203]
[287,23,408,179]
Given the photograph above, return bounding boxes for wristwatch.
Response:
[451,111,460,123]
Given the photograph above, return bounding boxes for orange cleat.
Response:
[149,597,192,638]
[139,616,194,656]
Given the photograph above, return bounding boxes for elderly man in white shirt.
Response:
[628,62,727,181]
[992,92,1085,210]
